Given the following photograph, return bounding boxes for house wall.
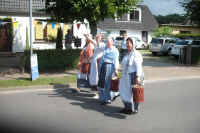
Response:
[172,26,200,34]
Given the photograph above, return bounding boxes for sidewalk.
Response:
[0,64,200,92]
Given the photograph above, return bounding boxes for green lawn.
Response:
[0,75,76,88]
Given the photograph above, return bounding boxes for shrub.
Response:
[24,49,81,72]
[191,47,200,64]
[174,34,200,39]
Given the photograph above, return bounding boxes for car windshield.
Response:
[176,41,188,45]
[151,38,164,44]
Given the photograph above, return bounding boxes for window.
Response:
[130,10,140,22]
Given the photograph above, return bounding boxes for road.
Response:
[0,77,200,133]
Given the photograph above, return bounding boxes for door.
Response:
[142,31,148,43]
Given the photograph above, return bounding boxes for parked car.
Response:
[130,36,147,49]
[190,40,200,46]
[114,36,123,48]
[149,37,171,55]
[114,36,146,49]
[170,40,191,57]
[160,38,176,55]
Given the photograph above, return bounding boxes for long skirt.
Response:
[98,63,114,102]
[120,72,139,111]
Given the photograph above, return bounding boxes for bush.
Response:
[24,49,81,72]
[191,47,200,64]
[174,34,200,39]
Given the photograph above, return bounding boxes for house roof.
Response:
[0,0,47,17]
[97,5,158,32]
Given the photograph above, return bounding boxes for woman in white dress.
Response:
[119,37,144,114]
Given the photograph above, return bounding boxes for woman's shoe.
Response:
[133,110,138,114]
[125,109,133,115]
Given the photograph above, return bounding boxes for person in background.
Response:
[76,34,94,92]
[65,29,74,49]
[97,36,119,105]
[119,37,144,114]
[120,33,128,61]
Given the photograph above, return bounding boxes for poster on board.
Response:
[31,54,39,80]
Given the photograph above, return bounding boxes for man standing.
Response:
[120,33,128,60]
[65,29,74,49]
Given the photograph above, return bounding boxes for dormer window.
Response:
[115,7,142,22]
[130,10,140,21]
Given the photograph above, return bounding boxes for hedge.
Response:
[174,34,200,39]
[191,47,200,64]
[24,49,81,72]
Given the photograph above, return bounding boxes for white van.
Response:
[149,37,172,55]
[130,36,147,49]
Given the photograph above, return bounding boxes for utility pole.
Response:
[29,0,39,80]
[29,0,33,56]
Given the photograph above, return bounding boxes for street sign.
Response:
[31,54,39,80]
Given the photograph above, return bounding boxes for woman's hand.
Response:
[114,70,119,77]
[136,76,141,84]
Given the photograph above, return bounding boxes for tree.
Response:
[182,0,200,25]
[45,0,141,36]
[152,26,173,37]
[25,27,30,50]
[56,27,63,49]
[154,14,186,24]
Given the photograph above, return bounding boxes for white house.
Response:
[97,5,159,44]
[0,0,91,53]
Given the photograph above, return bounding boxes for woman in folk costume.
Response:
[89,34,104,91]
[97,36,120,105]
[119,37,144,114]
[76,35,94,92]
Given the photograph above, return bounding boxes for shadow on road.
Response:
[45,83,127,119]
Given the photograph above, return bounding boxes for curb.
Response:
[1,76,200,93]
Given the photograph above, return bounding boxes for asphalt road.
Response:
[0,77,200,133]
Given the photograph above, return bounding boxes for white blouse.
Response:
[122,50,143,77]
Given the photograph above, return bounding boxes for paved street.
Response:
[0,77,200,133]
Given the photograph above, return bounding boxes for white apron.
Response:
[119,54,133,103]
[89,46,103,86]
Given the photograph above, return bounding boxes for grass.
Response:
[0,75,77,88]
[138,49,178,64]
[138,49,151,55]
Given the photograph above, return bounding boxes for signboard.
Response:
[31,54,39,80]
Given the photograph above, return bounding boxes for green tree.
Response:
[25,27,30,50]
[182,0,200,25]
[56,27,63,49]
[152,26,173,37]
[45,0,141,36]
[154,14,186,24]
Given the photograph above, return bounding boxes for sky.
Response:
[142,0,185,15]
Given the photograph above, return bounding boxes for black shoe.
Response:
[111,94,120,101]
[133,110,138,114]
[125,109,133,115]
[100,100,111,105]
